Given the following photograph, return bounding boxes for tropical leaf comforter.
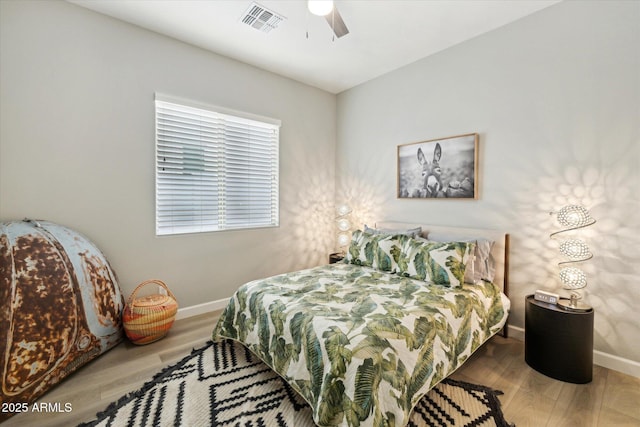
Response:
[212,263,510,427]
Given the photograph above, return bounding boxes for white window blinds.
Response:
[155,97,279,236]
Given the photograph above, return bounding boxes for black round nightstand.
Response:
[525,294,594,383]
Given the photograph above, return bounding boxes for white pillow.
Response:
[364,224,422,238]
[426,232,495,284]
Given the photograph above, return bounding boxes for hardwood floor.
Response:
[3,311,639,426]
[449,337,640,426]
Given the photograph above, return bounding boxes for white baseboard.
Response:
[508,324,524,341]
[507,325,639,379]
[593,350,640,379]
[175,297,229,320]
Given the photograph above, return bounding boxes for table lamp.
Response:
[550,204,595,311]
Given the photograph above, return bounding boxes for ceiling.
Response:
[69,0,560,94]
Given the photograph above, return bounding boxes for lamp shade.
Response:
[556,205,595,228]
[559,267,587,290]
[559,239,592,261]
[337,218,351,232]
[337,232,350,248]
[336,204,352,217]
[308,0,334,16]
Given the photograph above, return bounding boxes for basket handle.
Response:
[127,279,178,307]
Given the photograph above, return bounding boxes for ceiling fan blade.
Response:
[325,6,349,38]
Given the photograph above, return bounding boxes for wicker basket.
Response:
[123,280,178,345]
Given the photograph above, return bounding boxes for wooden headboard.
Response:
[376,221,510,337]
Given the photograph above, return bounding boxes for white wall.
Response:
[0,0,336,307]
[337,1,640,367]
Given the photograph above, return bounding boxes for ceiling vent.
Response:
[240,2,286,33]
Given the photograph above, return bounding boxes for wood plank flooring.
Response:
[449,337,640,426]
[3,311,639,426]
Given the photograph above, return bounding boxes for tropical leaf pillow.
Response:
[394,234,475,287]
[345,230,397,272]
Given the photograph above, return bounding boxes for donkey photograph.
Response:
[397,133,477,199]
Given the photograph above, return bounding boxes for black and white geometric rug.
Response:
[79,339,513,427]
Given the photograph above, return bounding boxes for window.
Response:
[155,95,280,236]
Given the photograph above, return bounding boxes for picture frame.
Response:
[397,133,478,199]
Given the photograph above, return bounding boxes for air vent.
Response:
[240,2,286,33]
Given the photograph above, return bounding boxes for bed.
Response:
[212,222,510,427]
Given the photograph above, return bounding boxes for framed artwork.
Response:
[397,133,478,199]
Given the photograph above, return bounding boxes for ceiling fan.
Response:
[308,0,349,38]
